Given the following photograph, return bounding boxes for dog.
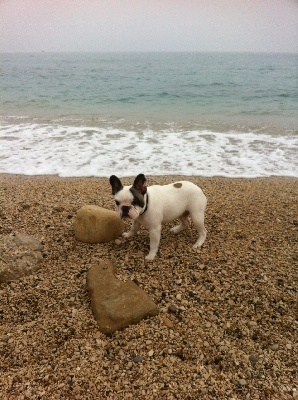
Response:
[110,174,207,261]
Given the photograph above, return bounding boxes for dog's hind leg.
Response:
[170,211,190,234]
[191,213,207,249]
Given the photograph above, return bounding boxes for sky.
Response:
[0,0,297,53]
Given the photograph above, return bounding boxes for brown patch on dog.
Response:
[174,183,182,188]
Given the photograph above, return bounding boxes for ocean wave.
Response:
[0,122,297,178]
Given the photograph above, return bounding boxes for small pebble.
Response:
[249,321,258,327]
[118,349,125,357]
[168,305,178,314]
[270,344,279,350]
[249,355,258,365]
[238,379,247,386]
[133,356,143,363]
[164,318,174,329]
[148,349,154,357]
[57,383,65,389]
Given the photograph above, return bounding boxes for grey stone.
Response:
[0,233,43,283]
[168,304,178,314]
[74,205,124,244]
[249,355,258,365]
[87,260,159,334]
[133,356,143,363]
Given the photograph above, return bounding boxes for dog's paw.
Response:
[170,225,184,234]
[192,243,202,251]
[145,253,156,262]
[122,232,132,239]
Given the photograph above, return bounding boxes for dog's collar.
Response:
[139,192,149,215]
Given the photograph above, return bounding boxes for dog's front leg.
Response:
[123,220,140,239]
[145,225,161,261]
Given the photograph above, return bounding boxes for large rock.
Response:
[0,233,43,283]
[87,260,159,334]
[74,205,124,244]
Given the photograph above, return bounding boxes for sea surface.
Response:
[0,52,297,177]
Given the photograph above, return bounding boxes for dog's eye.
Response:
[115,200,120,206]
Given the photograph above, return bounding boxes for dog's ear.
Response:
[110,175,123,195]
[133,174,147,195]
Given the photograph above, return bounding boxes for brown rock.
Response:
[0,233,43,283]
[164,318,174,329]
[87,260,159,334]
[73,205,124,244]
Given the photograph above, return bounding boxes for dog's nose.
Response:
[122,205,130,216]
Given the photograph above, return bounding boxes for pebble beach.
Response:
[0,174,297,399]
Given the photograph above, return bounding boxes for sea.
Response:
[0,52,297,178]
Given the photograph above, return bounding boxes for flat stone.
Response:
[249,321,258,327]
[164,318,174,329]
[14,233,43,250]
[87,260,159,334]
[238,379,247,386]
[74,205,124,244]
[133,356,143,363]
[270,343,279,350]
[0,233,43,283]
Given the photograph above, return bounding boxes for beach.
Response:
[0,174,297,399]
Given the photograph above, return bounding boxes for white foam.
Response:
[0,123,297,178]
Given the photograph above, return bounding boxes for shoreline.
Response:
[1,172,297,179]
[1,174,297,399]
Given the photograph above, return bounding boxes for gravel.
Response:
[0,174,297,399]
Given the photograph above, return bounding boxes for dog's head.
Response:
[109,174,148,219]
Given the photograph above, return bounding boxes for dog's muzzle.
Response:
[121,205,131,218]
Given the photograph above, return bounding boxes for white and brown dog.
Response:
[110,174,207,261]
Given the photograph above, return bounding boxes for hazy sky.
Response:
[1,0,297,53]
